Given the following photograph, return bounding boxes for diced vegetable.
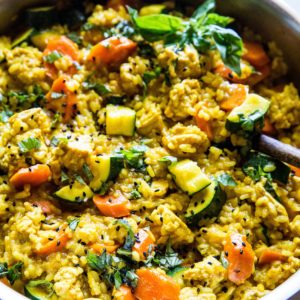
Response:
[46,75,77,122]
[93,194,131,218]
[35,226,69,256]
[226,93,270,134]
[54,181,93,204]
[88,37,137,65]
[224,233,255,285]
[112,285,135,300]
[168,159,211,195]
[25,6,57,29]
[24,280,57,300]
[90,243,119,254]
[132,229,155,259]
[31,31,61,50]
[220,84,247,111]
[262,117,276,136]
[289,164,300,177]
[185,179,226,224]
[11,28,35,48]
[88,154,123,192]
[258,248,287,266]
[194,115,213,140]
[10,164,51,189]
[243,41,270,67]
[106,105,136,136]
[134,269,180,300]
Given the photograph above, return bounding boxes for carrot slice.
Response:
[247,64,271,86]
[134,269,180,300]
[289,164,300,177]
[88,37,137,66]
[132,229,155,259]
[90,243,119,254]
[220,84,247,111]
[113,285,135,300]
[194,115,213,140]
[93,194,131,218]
[10,164,51,189]
[243,41,270,67]
[258,248,287,266]
[262,117,276,136]
[32,200,57,214]
[224,233,255,285]
[43,35,79,79]
[46,74,77,122]
[0,278,10,286]
[35,225,69,256]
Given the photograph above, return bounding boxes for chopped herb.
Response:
[83,163,94,182]
[220,252,229,269]
[67,218,80,231]
[61,170,69,184]
[158,156,178,165]
[116,219,136,258]
[118,145,148,171]
[0,261,23,285]
[0,108,13,123]
[74,174,86,185]
[130,189,141,199]
[217,173,237,187]
[8,91,30,104]
[67,32,82,45]
[18,137,41,153]
[82,81,111,95]
[51,113,60,129]
[50,136,68,147]
[43,50,63,63]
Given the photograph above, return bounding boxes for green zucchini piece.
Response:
[168,159,211,195]
[167,266,187,287]
[185,180,226,224]
[24,280,57,300]
[242,151,290,184]
[54,181,94,204]
[106,105,136,137]
[226,93,270,134]
[11,28,35,48]
[25,6,57,29]
[31,31,61,50]
[88,154,123,192]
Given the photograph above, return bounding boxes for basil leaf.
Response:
[67,218,80,231]
[43,50,63,63]
[83,163,94,182]
[118,145,148,171]
[50,136,68,147]
[18,137,41,153]
[217,173,237,187]
[130,189,141,200]
[6,262,23,285]
[202,13,233,26]
[82,81,111,96]
[61,170,69,184]
[191,0,215,20]
[0,263,8,278]
[74,174,86,185]
[158,156,177,164]
[67,32,82,45]
[117,219,136,257]
[8,91,30,104]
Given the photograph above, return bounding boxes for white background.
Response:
[285,0,300,12]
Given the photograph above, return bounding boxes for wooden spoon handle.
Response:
[256,134,300,167]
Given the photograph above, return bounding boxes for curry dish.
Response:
[0,0,299,299]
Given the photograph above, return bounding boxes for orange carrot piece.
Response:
[32,200,57,214]
[35,226,69,256]
[258,249,287,266]
[195,115,213,140]
[289,165,300,177]
[135,269,180,300]
[88,37,137,66]
[132,229,155,259]
[113,285,135,300]
[10,164,52,189]
[43,36,79,79]
[262,117,276,136]
[0,278,10,286]
[247,64,271,86]
[93,194,131,218]
[220,84,247,111]
[90,243,119,254]
[46,74,77,122]
[224,233,255,285]
[243,41,270,67]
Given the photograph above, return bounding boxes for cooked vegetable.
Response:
[185,179,226,224]
[247,64,271,86]
[35,226,69,256]
[88,37,137,65]
[90,243,119,254]
[224,233,255,285]
[167,266,187,287]
[262,117,276,136]
[118,145,147,171]
[32,200,56,214]
[134,269,180,300]
[54,181,94,204]
[194,115,213,140]
[112,285,135,300]
[243,41,270,67]
[11,28,35,48]
[93,194,131,217]
[106,105,136,136]
[132,229,155,259]
[220,84,247,111]
[0,262,23,285]
[289,164,300,177]
[24,280,56,300]
[88,154,123,192]
[10,164,51,188]
[258,249,287,266]
[226,93,270,135]
[168,159,211,195]
[25,6,57,29]
[31,31,61,50]
[46,75,77,122]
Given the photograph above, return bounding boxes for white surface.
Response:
[285,0,300,12]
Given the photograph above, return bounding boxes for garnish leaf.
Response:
[67,217,80,231]
[82,81,111,95]
[83,163,94,182]
[116,219,136,257]
[217,173,237,187]
[118,145,148,171]
[43,50,63,63]
[18,137,41,153]
[158,156,178,164]
[0,262,23,285]
[0,108,13,123]
[191,0,215,19]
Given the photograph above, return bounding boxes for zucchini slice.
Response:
[167,266,187,287]
[226,93,270,134]
[106,105,136,137]
[88,154,123,192]
[31,31,61,50]
[168,159,211,195]
[24,280,57,300]
[11,28,35,48]
[25,6,57,29]
[54,181,94,204]
[185,180,226,224]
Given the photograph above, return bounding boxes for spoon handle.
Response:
[256,134,300,167]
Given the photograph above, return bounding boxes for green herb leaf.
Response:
[50,136,68,147]
[67,218,80,231]
[67,32,82,45]
[83,163,94,182]
[0,108,13,123]
[61,170,69,184]
[6,262,23,285]
[18,137,41,153]
[220,252,229,269]
[217,173,237,187]
[117,219,136,257]
[118,145,148,171]
[0,263,8,278]
[191,0,215,20]
[74,174,86,185]
[158,156,178,164]
[43,50,63,63]
[82,81,111,95]
[130,189,141,199]
[264,180,281,202]
[8,91,30,104]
